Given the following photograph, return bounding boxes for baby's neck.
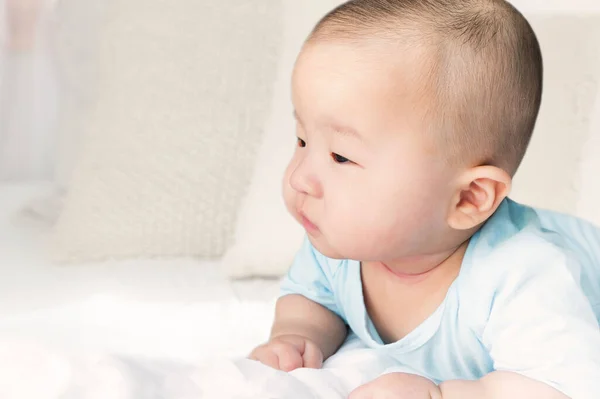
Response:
[361,240,471,343]
[378,240,470,283]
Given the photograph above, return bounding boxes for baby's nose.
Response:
[289,163,323,198]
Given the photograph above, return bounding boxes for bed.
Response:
[0,182,280,363]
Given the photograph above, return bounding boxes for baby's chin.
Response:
[310,234,397,262]
[306,234,350,260]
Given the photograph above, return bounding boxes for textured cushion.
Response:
[50,0,282,261]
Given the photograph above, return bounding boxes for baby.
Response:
[250,0,600,398]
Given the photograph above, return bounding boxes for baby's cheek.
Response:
[281,176,298,217]
[325,199,374,254]
[334,198,401,256]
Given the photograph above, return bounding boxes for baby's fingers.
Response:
[301,341,323,369]
[272,344,303,372]
[249,348,280,370]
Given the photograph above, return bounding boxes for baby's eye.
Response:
[297,138,306,148]
[331,153,351,164]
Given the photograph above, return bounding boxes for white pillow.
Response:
[50,0,283,262]
[224,9,600,278]
[221,0,346,278]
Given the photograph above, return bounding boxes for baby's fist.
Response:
[349,372,442,399]
[249,335,323,372]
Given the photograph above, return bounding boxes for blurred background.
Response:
[0,0,598,370]
[1,0,56,181]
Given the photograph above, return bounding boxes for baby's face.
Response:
[283,41,457,262]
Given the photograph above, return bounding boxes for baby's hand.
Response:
[249,334,323,372]
[349,372,442,399]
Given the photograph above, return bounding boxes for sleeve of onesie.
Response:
[480,242,600,399]
[279,236,342,318]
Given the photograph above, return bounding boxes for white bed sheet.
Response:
[0,182,280,362]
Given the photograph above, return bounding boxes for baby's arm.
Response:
[350,369,569,399]
[250,294,347,370]
[271,294,347,361]
[250,237,348,370]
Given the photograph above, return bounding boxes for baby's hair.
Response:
[309,0,543,174]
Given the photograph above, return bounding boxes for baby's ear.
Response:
[447,166,512,230]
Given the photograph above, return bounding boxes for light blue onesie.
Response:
[280,199,600,399]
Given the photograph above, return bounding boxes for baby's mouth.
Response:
[298,211,320,234]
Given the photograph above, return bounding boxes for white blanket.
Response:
[0,335,395,399]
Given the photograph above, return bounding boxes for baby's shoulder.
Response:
[461,226,574,289]
[461,198,585,281]
[455,200,588,327]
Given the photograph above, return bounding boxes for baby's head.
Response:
[283,0,543,264]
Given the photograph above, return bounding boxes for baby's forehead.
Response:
[293,40,436,119]
[295,40,432,89]
[292,41,435,144]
